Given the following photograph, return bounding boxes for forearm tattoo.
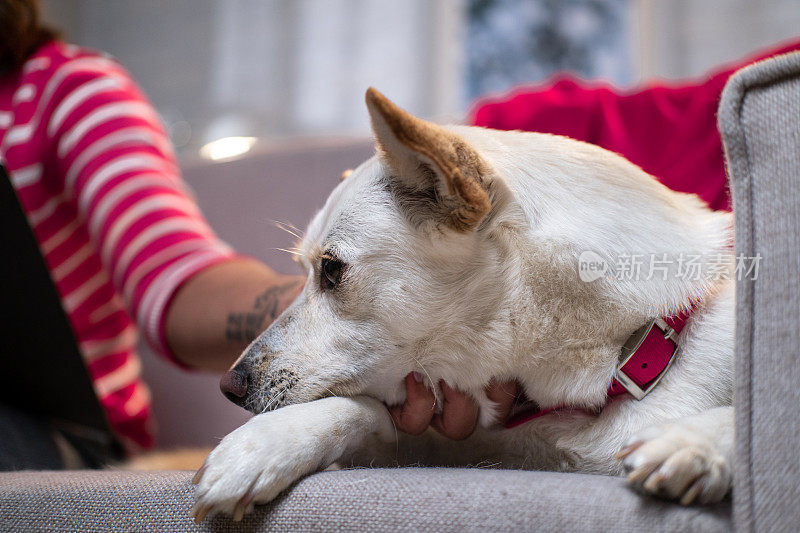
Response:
[225,281,300,343]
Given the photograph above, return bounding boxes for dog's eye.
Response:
[320,255,345,290]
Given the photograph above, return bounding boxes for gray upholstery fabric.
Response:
[0,469,729,532]
[719,51,800,532]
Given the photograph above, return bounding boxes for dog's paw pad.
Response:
[616,424,731,505]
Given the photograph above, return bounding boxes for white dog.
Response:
[191,88,734,522]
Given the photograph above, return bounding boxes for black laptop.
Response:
[0,163,122,465]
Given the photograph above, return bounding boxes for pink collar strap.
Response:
[505,311,690,429]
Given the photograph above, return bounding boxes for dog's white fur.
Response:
[191,90,734,522]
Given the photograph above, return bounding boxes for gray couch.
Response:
[1,52,798,532]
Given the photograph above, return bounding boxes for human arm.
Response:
[165,258,302,371]
[47,52,299,372]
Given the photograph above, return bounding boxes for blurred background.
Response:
[38,0,800,448]
[42,0,800,160]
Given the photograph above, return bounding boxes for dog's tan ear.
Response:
[365,87,490,231]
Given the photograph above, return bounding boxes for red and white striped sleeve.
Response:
[46,55,237,363]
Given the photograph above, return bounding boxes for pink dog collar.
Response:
[505,311,690,429]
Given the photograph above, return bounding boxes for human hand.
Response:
[388,373,520,440]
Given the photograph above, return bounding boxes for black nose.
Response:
[220,367,248,406]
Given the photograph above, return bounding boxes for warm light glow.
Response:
[199,136,257,161]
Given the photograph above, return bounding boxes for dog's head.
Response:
[222,88,512,414]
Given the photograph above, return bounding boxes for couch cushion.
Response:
[0,469,729,532]
[718,51,800,532]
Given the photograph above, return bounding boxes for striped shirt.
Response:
[0,41,236,449]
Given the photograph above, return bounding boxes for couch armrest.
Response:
[0,469,729,532]
[719,51,800,532]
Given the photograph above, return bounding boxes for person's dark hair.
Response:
[0,0,59,73]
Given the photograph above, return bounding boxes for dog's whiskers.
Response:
[274,247,304,258]
[384,401,401,459]
[411,356,440,407]
[260,393,283,414]
[243,395,260,413]
[272,220,305,241]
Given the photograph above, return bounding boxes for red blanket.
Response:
[470,39,800,211]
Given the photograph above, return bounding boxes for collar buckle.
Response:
[613,318,680,400]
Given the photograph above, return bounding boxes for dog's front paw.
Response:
[616,423,731,505]
[190,412,323,522]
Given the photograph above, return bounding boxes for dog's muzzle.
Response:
[220,364,249,406]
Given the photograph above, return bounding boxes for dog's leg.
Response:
[616,405,733,505]
[191,395,394,522]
